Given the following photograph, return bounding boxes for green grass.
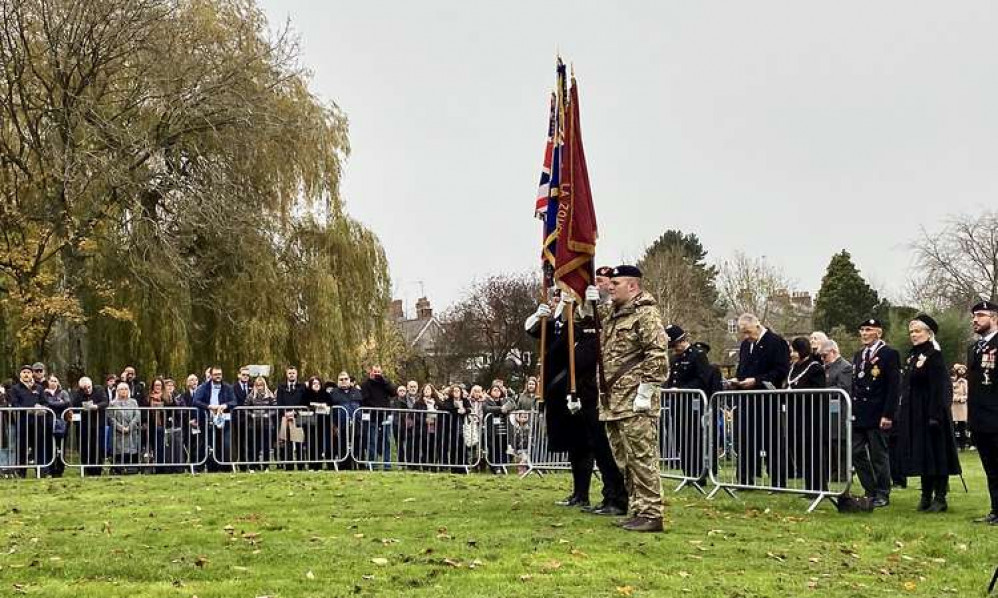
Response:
[0,456,995,597]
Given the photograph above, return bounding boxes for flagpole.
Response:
[567,301,577,396]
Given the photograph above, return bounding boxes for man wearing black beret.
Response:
[969,300,998,524]
[851,318,901,508]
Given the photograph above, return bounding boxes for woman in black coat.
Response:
[786,336,828,491]
[898,315,962,512]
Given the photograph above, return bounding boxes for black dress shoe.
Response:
[917,496,932,512]
[592,504,627,516]
[926,498,948,513]
[555,495,588,507]
[973,512,998,524]
[871,497,890,508]
[580,502,604,513]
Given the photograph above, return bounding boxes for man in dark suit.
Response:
[193,366,236,471]
[71,376,107,477]
[232,366,252,466]
[850,318,900,508]
[969,300,998,524]
[730,313,790,487]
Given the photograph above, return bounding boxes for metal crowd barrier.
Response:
[351,407,481,472]
[62,406,207,475]
[215,405,351,469]
[0,407,57,477]
[482,410,536,474]
[659,389,710,494]
[518,407,571,478]
[706,389,852,512]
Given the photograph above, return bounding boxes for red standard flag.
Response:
[553,77,597,301]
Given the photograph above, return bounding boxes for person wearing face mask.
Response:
[304,376,331,468]
[896,315,961,513]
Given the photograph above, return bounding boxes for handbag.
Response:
[52,418,67,439]
[462,417,480,448]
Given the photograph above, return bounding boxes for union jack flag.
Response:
[536,59,567,287]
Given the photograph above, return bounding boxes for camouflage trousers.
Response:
[606,414,662,520]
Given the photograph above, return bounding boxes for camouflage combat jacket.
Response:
[599,291,669,421]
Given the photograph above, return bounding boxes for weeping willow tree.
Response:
[0,0,393,382]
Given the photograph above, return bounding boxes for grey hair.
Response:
[737,313,761,327]
[819,340,840,355]
[78,376,93,388]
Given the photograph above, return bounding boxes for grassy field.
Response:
[0,456,995,597]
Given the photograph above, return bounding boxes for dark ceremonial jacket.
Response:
[735,329,790,390]
[968,331,998,434]
[896,342,961,476]
[529,319,599,453]
[851,342,901,429]
[668,345,713,393]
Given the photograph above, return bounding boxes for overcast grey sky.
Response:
[259,1,998,315]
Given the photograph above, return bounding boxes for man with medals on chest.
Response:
[968,300,998,524]
[851,318,901,508]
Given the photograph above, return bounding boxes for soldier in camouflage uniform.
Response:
[600,265,669,532]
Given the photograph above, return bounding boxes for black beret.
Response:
[693,341,712,355]
[665,324,687,345]
[972,300,998,314]
[858,318,884,330]
[610,264,642,279]
[912,313,939,334]
[595,266,614,277]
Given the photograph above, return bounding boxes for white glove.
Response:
[553,294,573,320]
[566,394,582,414]
[584,285,600,303]
[634,382,659,413]
[525,303,552,331]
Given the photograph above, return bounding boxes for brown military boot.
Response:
[622,517,664,533]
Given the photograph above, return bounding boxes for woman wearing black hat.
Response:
[897,314,962,512]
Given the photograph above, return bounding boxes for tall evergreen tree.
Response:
[814,251,882,332]
[638,230,721,343]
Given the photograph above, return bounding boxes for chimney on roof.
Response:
[416,297,433,320]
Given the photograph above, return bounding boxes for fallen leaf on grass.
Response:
[443,558,462,568]
[102,521,112,535]
[371,558,388,566]
[542,560,562,571]
[903,581,917,592]
[519,575,533,582]
[305,570,315,580]
[808,557,820,563]
[766,552,785,563]
[469,559,484,569]
[223,525,235,535]
[616,586,634,596]
[353,533,365,539]
[380,538,399,546]
[232,566,249,572]
[678,571,690,578]
[570,549,589,558]
[194,555,209,569]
